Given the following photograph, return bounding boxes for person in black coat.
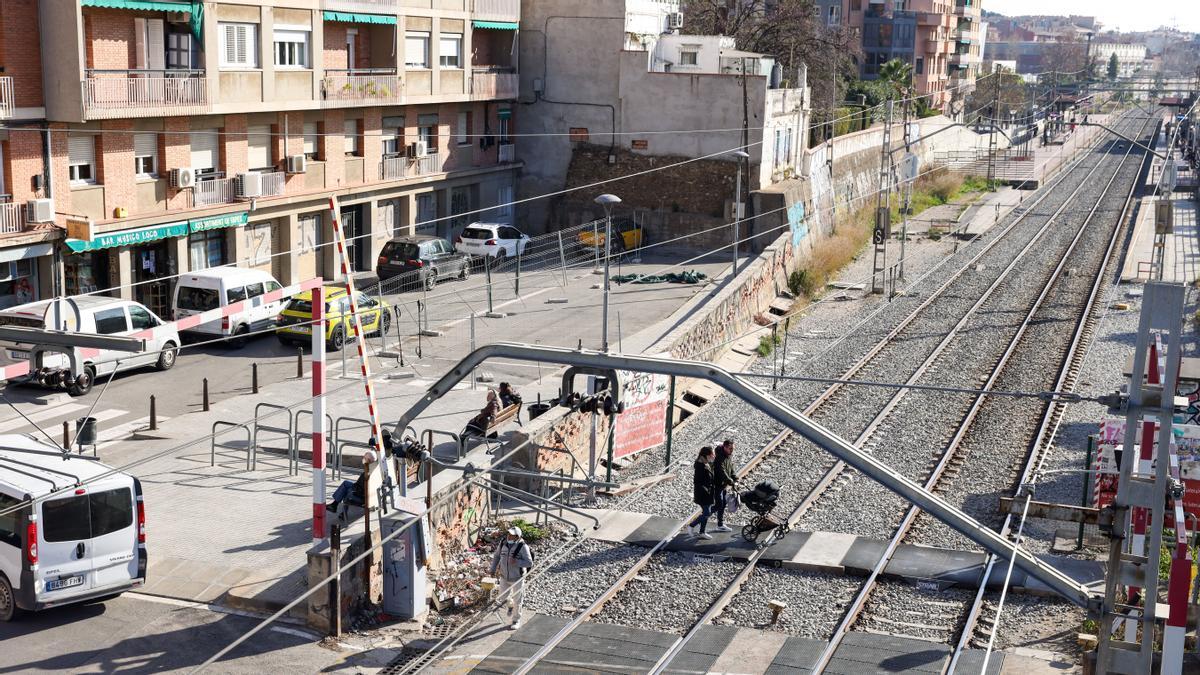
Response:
[712,440,737,533]
[687,447,716,539]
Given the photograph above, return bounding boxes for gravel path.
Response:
[719,568,860,639]
[589,551,743,635]
[522,539,644,618]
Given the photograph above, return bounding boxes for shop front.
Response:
[0,243,53,309]
[189,212,247,271]
[65,221,189,315]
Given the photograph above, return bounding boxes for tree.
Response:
[877,59,914,100]
[1107,52,1119,81]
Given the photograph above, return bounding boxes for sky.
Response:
[984,0,1200,33]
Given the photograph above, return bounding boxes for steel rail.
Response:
[946,110,1159,674]
[815,111,1156,675]
[645,109,1154,675]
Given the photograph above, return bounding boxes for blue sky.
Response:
[985,0,1199,33]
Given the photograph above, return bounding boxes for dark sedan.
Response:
[376,235,470,291]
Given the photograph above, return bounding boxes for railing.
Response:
[381,155,406,180]
[472,0,519,22]
[321,0,398,12]
[193,178,236,207]
[82,70,208,119]
[498,142,515,163]
[412,152,443,177]
[0,201,26,234]
[0,77,12,119]
[321,71,403,107]
[471,69,519,100]
[260,172,286,197]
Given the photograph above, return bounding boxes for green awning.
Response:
[66,221,188,253]
[189,211,248,233]
[322,10,397,25]
[498,109,512,120]
[81,0,191,11]
[473,20,519,30]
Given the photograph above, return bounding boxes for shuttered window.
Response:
[405,32,430,68]
[191,129,219,175]
[219,22,258,68]
[246,124,272,170]
[382,116,403,156]
[135,18,166,71]
[344,119,360,156]
[302,122,318,158]
[68,135,96,184]
[134,132,158,177]
[439,34,462,68]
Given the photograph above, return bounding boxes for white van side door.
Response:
[38,492,95,596]
[92,306,132,375]
[126,305,164,366]
[0,492,23,594]
[262,280,284,327]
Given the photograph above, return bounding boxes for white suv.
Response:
[454,223,531,261]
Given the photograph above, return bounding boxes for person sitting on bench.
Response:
[498,382,522,408]
[463,389,500,438]
[326,470,367,513]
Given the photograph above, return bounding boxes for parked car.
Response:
[0,297,180,396]
[376,235,470,291]
[172,268,285,347]
[0,434,147,621]
[275,285,393,351]
[578,218,645,253]
[454,223,531,261]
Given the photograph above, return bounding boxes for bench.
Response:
[460,403,521,456]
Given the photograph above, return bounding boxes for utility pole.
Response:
[900,93,912,281]
[987,72,1000,190]
[870,99,894,295]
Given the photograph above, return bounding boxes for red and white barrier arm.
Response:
[1164,443,1190,675]
[312,286,326,543]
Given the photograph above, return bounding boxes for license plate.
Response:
[292,326,312,335]
[47,575,85,591]
[8,350,28,360]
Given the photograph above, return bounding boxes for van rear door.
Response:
[38,492,95,597]
[86,485,137,589]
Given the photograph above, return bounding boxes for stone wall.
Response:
[562,143,738,218]
[425,476,491,569]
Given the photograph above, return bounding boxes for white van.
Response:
[0,297,180,397]
[172,268,284,346]
[0,434,147,621]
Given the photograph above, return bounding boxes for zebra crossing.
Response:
[0,400,167,450]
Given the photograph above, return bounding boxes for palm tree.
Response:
[877,58,914,101]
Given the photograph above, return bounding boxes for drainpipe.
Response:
[43,127,61,297]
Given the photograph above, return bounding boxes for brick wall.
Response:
[100,119,135,218]
[322,109,345,186]
[321,24,372,71]
[277,111,305,193]
[49,124,70,226]
[0,0,43,108]
[362,108,382,182]
[564,144,738,218]
[6,129,45,202]
[84,8,136,71]
[162,118,191,210]
[222,115,248,176]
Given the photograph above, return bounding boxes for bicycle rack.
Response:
[334,416,374,480]
[211,421,253,470]
[252,403,296,475]
[294,409,337,477]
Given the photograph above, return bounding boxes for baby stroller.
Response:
[740,481,789,547]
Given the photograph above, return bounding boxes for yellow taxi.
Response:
[578,218,645,252]
[275,286,393,351]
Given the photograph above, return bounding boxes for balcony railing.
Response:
[380,152,445,180]
[381,155,406,181]
[412,152,443,177]
[498,142,515,163]
[82,70,208,119]
[0,77,12,119]
[193,178,236,207]
[321,0,398,12]
[321,71,404,107]
[260,172,285,197]
[0,201,26,234]
[472,0,519,22]
[471,69,518,100]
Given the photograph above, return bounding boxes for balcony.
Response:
[0,201,26,234]
[258,172,286,198]
[193,178,236,207]
[380,152,445,180]
[0,78,12,119]
[498,142,515,163]
[321,0,398,12]
[321,70,404,107]
[82,70,208,120]
[471,68,518,100]
[472,0,520,23]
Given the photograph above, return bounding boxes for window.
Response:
[828,5,841,24]
[266,280,282,293]
[68,134,96,184]
[0,493,21,547]
[679,49,698,66]
[178,285,219,310]
[416,193,436,234]
[134,132,157,178]
[299,213,321,254]
[128,305,158,330]
[382,116,403,156]
[405,32,430,68]
[499,115,511,143]
[246,282,265,298]
[227,286,247,303]
[89,488,133,538]
[496,185,513,219]
[94,307,129,334]
[188,230,225,270]
[135,17,166,71]
[246,124,272,171]
[344,119,360,156]
[274,28,309,68]
[219,22,258,68]
[456,111,471,145]
[303,122,318,159]
[915,56,924,74]
[439,34,462,68]
[191,129,219,176]
[418,114,438,152]
[42,488,133,543]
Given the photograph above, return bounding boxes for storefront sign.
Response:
[189,211,249,233]
[65,221,188,253]
[65,217,95,242]
[1095,418,1200,526]
[613,366,672,459]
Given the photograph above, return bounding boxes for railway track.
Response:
[505,109,1154,673]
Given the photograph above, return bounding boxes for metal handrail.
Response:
[477,477,591,534]
[422,428,462,461]
[253,403,296,475]
[210,421,253,469]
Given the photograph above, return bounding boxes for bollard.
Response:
[330,524,342,636]
[485,254,494,314]
[149,395,157,431]
[297,347,304,378]
[203,378,210,412]
[252,363,259,394]
[62,420,69,450]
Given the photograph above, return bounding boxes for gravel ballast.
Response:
[590,551,743,635]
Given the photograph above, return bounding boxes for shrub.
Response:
[926,171,963,203]
[508,518,547,543]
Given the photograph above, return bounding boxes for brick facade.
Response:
[162,118,191,211]
[0,0,43,108]
[84,8,138,71]
[100,119,135,218]
[6,128,46,202]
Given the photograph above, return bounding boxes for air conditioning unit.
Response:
[235,172,263,199]
[408,140,429,158]
[166,10,191,24]
[667,12,684,29]
[25,198,53,223]
[170,167,196,189]
[286,155,306,174]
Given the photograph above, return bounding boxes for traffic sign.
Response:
[899,152,920,183]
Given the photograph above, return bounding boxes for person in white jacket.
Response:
[489,527,533,629]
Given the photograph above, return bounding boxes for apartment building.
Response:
[1093,42,1148,78]
[2,0,520,317]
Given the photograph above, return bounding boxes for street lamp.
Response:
[594,193,621,353]
[729,150,750,276]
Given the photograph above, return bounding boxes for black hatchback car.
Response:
[376,235,471,290]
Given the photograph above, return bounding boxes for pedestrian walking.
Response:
[712,439,737,533]
[489,526,533,629]
[687,447,716,540]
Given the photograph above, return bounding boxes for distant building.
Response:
[1093,42,1149,77]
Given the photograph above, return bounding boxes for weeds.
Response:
[757,332,782,357]
[508,518,548,543]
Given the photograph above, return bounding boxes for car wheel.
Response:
[494,250,507,266]
[459,262,470,280]
[68,366,96,397]
[612,236,626,255]
[0,574,17,622]
[424,271,437,291]
[379,310,392,336]
[228,324,250,348]
[156,341,178,371]
[329,325,348,351]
